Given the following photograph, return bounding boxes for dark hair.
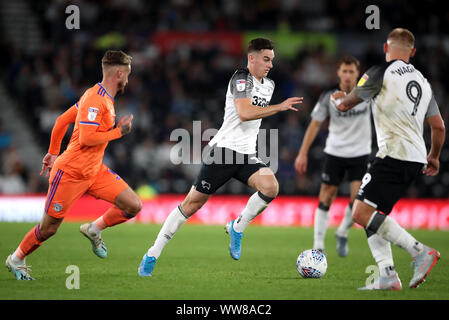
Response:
[248,38,274,53]
[101,50,132,67]
[337,55,360,70]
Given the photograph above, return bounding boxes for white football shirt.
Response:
[209,68,275,154]
[311,87,372,158]
[353,59,440,164]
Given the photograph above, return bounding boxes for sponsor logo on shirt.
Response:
[236,79,246,92]
[357,73,369,87]
[88,107,99,121]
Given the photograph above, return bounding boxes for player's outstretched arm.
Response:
[235,97,303,121]
[423,114,445,176]
[40,104,78,177]
[294,119,322,175]
[334,92,363,112]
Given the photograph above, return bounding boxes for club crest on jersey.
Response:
[357,74,369,87]
[54,203,63,212]
[236,79,246,92]
[88,107,99,121]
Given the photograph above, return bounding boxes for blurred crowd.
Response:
[0,0,448,197]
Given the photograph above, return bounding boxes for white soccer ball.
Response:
[296,249,327,278]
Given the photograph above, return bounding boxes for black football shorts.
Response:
[193,146,268,194]
[321,153,369,186]
[356,156,424,214]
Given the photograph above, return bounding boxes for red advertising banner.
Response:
[1,195,449,230]
[151,32,243,55]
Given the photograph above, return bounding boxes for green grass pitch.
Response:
[1,222,448,300]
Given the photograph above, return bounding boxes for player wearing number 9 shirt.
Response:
[335,28,445,290]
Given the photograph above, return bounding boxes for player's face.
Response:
[117,65,131,94]
[337,63,359,88]
[250,49,274,79]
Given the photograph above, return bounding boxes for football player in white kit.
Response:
[335,28,445,290]
[294,55,372,257]
[138,38,303,276]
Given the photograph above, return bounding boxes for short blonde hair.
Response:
[387,28,415,48]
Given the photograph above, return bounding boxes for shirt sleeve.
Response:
[425,94,441,118]
[77,96,122,146]
[48,104,78,155]
[230,69,253,99]
[310,91,330,122]
[352,63,388,101]
[78,96,104,127]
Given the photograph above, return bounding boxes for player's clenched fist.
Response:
[117,114,133,135]
[330,91,348,112]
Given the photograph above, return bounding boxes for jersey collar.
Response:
[97,83,115,101]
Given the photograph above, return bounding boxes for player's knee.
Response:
[128,197,142,216]
[319,185,337,206]
[258,180,279,199]
[352,209,363,225]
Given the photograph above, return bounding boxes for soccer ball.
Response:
[296,249,327,278]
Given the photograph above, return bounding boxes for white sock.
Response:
[88,222,101,237]
[376,215,424,258]
[313,206,329,250]
[233,192,271,233]
[147,205,188,259]
[367,233,395,277]
[336,203,354,238]
[11,253,25,265]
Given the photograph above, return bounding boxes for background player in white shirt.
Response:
[294,56,372,257]
[138,38,303,276]
[336,28,445,290]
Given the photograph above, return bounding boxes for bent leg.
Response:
[11,166,85,264]
[232,167,278,233]
[147,187,210,259]
[87,165,141,232]
[93,187,142,232]
[12,213,63,265]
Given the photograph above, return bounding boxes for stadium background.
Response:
[0,0,448,228]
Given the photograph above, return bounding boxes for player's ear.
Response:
[383,42,388,54]
[248,53,253,64]
[116,68,123,79]
[410,47,416,58]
